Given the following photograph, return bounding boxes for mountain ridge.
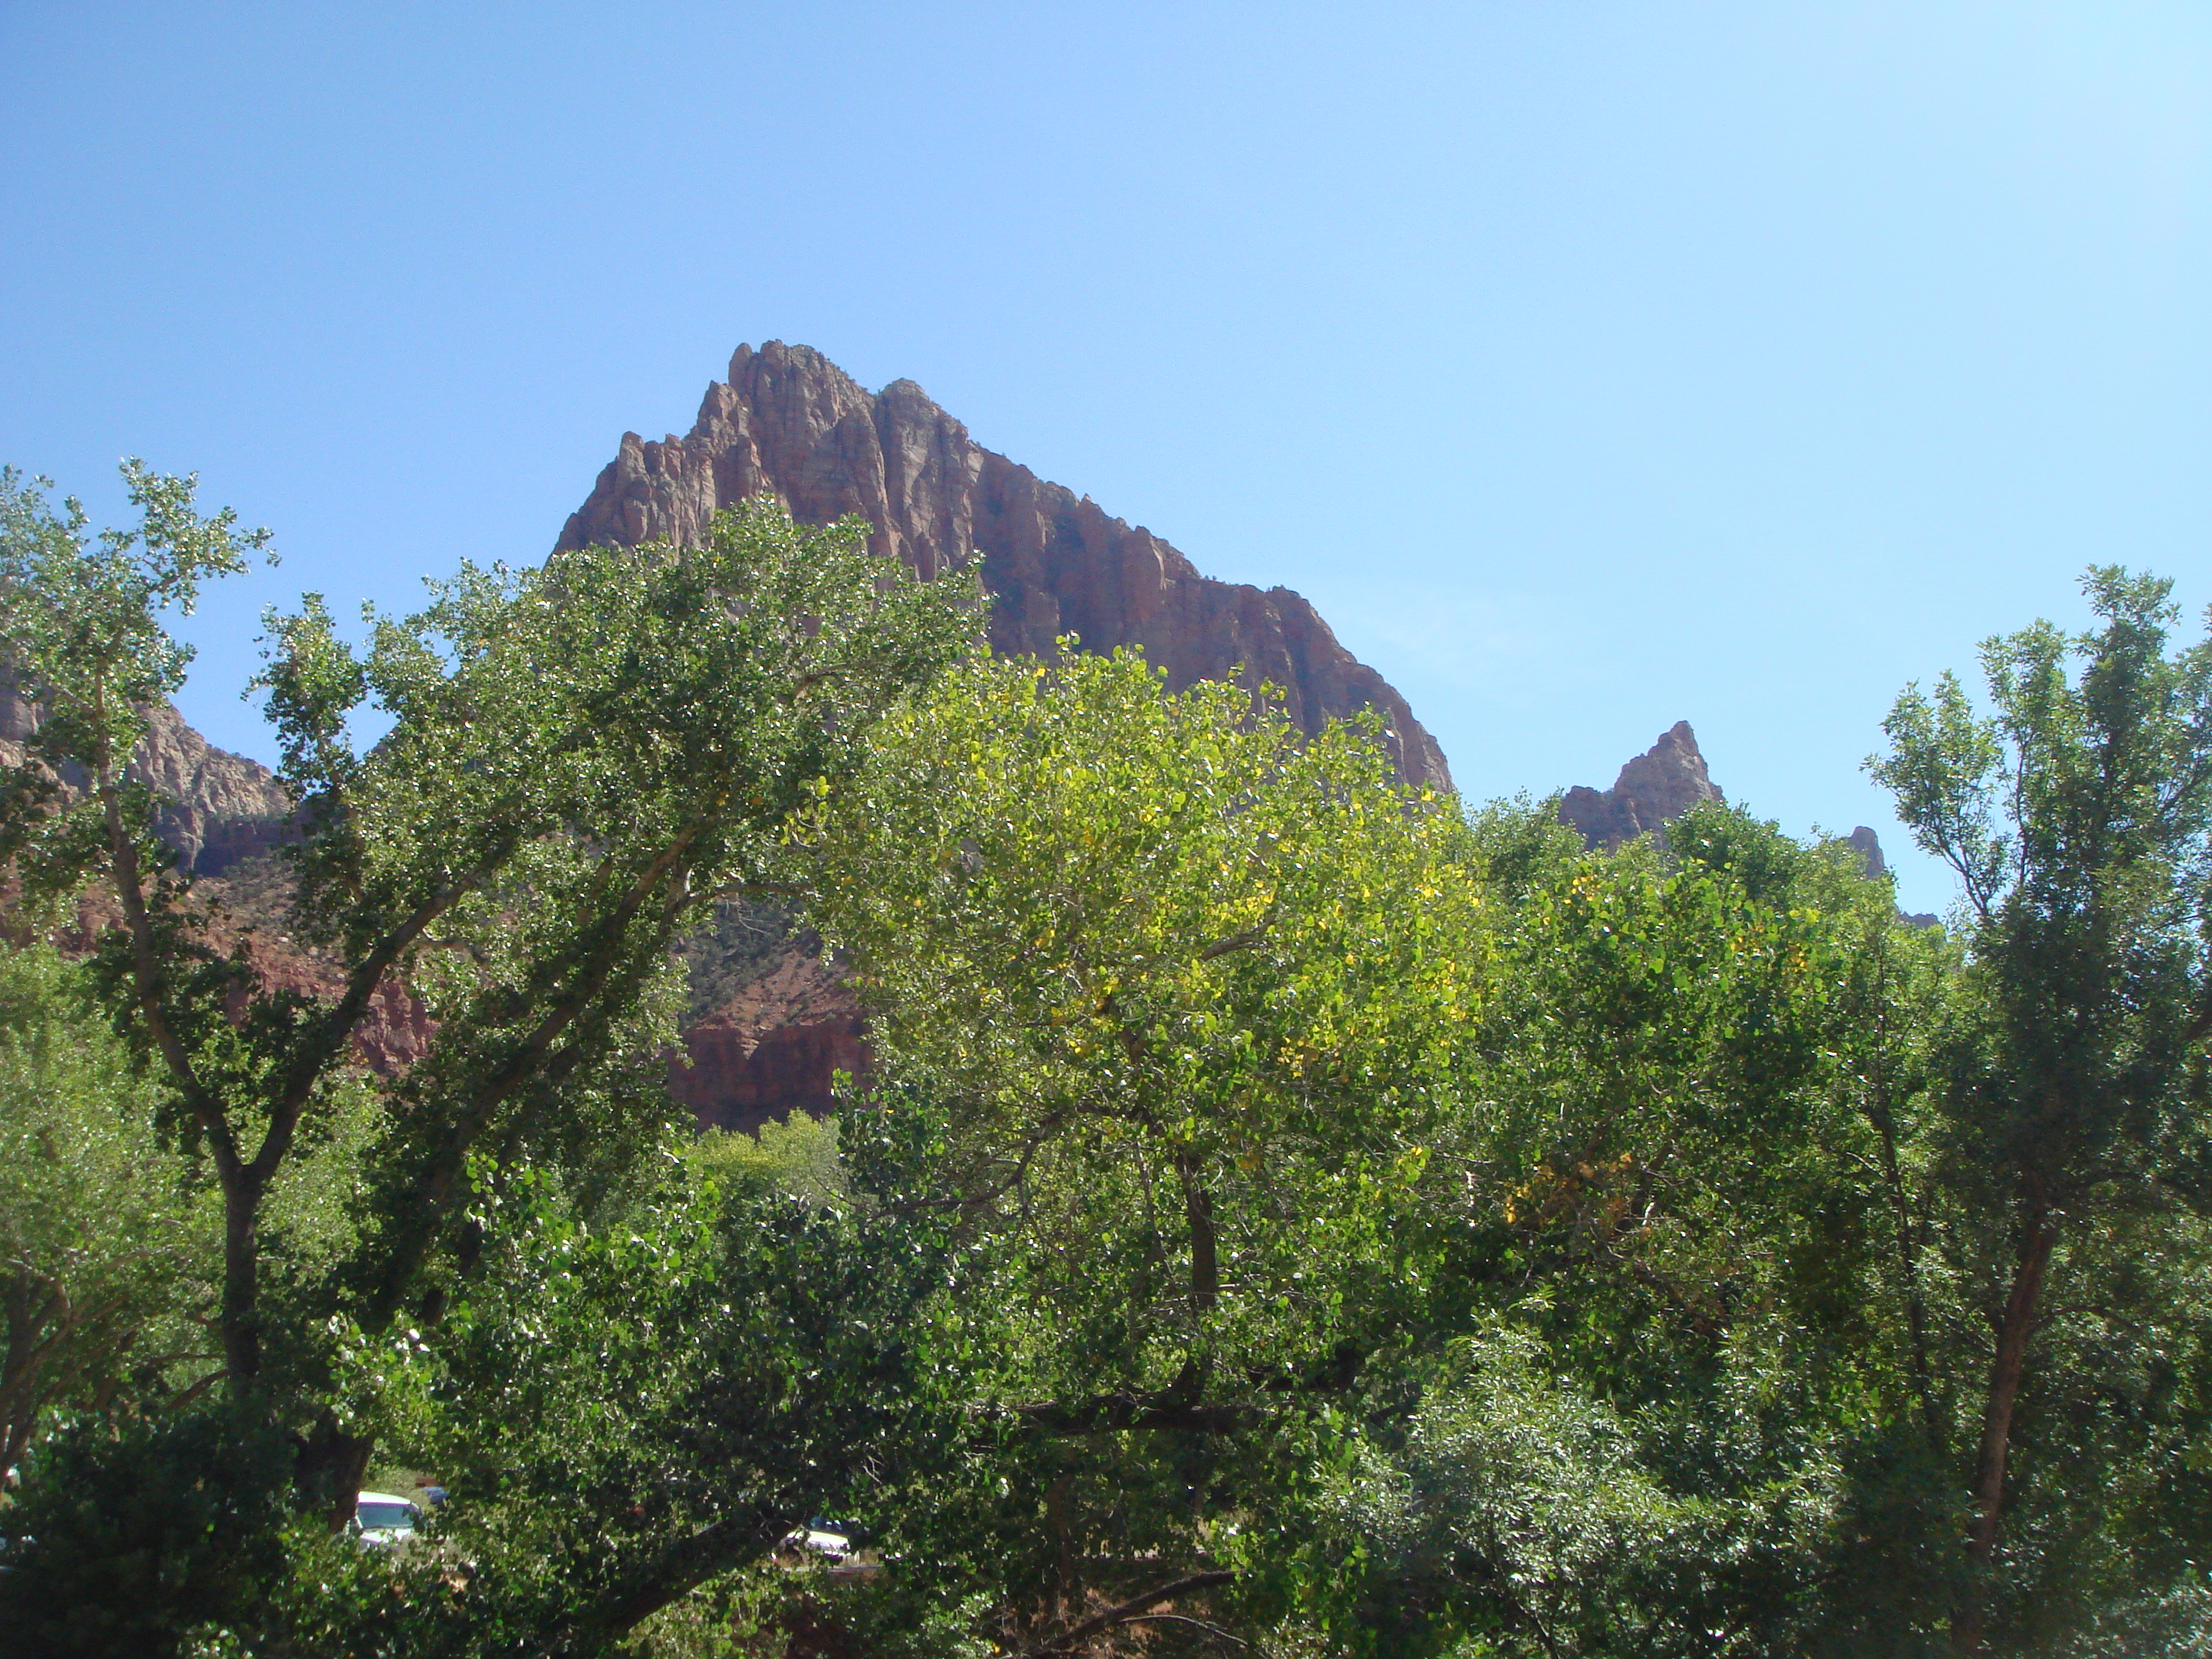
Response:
[557,341,1452,792]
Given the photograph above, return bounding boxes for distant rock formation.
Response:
[557,341,1452,793]
[1560,729,1942,927]
[1,669,429,1069]
[1848,823,1941,927]
[559,341,1465,1128]
[0,668,292,875]
[1558,720,1723,850]
[1847,825,1887,882]
[669,934,865,1133]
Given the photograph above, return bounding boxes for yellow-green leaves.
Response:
[806,647,1486,1386]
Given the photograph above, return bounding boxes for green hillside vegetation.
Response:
[1,464,2208,1658]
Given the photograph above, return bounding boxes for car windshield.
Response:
[356,1501,416,1532]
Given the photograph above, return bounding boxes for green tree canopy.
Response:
[0,467,976,1652]
[0,945,212,1472]
[1871,567,2212,1652]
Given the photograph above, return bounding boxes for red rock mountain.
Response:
[558,341,1465,1127]
[557,341,1452,793]
[1557,720,1725,850]
[10,346,1460,1129]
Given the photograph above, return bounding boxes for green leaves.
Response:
[808,647,1485,1388]
[1868,566,2212,1646]
[0,945,217,1472]
[0,462,269,775]
[1,475,981,1650]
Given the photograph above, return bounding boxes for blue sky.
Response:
[4,2,2208,914]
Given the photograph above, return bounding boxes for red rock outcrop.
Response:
[1,670,427,1071]
[673,1014,868,1136]
[557,341,1452,793]
[669,936,864,1131]
[208,917,436,1077]
[1558,720,1725,850]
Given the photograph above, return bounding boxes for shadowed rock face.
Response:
[0,670,292,876]
[1558,720,1725,850]
[557,341,1453,793]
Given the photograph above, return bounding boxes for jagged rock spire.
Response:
[559,341,1453,791]
[1558,719,1724,850]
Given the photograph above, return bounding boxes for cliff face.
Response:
[0,670,292,876]
[1558,720,1725,850]
[670,938,864,1133]
[558,341,1452,793]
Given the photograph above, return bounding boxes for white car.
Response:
[353,1491,423,1550]
[780,1524,879,1581]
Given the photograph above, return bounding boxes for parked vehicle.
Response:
[353,1491,422,1550]
[779,1522,879,1581]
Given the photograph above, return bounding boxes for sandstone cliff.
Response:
[0,669,292,875]
[670,916,863,1133]
[557,341,1452,793]
[1558,720,1725,850]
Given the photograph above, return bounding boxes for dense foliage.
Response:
[1,466,2208,1658]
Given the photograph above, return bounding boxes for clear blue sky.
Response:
[4,3,2208,914]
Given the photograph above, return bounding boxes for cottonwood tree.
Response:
[0,464,974,1647]
[1872,567,2212,1653]
[803,647,1488,1651]
[0,945,212,1472]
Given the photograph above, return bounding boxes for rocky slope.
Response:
[2,670,427,1070]
[0,669,292,876]
[557,341,1452,793]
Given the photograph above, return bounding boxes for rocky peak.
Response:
[558,341,1452,791]
[1558,720,1724,849]
[1558,729,1938,925]
[1847,825,1888,882]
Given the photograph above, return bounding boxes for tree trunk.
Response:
[296,1415,377,1534]
[1951,1211,2057,1654]
[1863,952,1940,1445]
[219,1172,266,1387]
[1177,1155,1218,1314]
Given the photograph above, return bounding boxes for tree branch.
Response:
[1007,1570,1234,1658]
[101,782,235,1173]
